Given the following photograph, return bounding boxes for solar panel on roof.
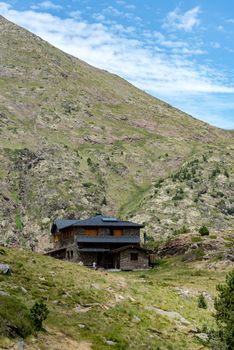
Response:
[102,217,118,222]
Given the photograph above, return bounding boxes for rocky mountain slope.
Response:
[0,16,233,249]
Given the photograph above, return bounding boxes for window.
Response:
[131,253,138,261]
[54,234,61,242]
[113,229,123,236]
[85,229,98,236]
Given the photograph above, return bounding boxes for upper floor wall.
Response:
[53,226,140,249]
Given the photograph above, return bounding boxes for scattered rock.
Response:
[0,290,9,296]
[175,287,213,302]
[90,283,100,289]
[226,254,234,262]
[15,341,25,350]
[190,243,198,250]
[21,287,27,294]
[189,328,199,334]
[133,316,141,323]
[74,305,92,313]
[128,296,136,302]
[175,287,191,300]
[115,294,124,302]
[41,217,50,225]
[157,237,191,257]
[146,306,190,326]
[49,271,56,276]
[196,333,209,342]
[0,263,11,275]
[78,324,86,328]
[105,340,117,346]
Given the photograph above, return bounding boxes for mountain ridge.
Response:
[0,16,233,250]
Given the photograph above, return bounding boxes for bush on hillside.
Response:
[30,301,49,331]
[199,226,209,236]
[197,293,207,309]
[0,295,34,338]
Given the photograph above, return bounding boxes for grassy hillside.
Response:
[0,16,233,249]
[0,247,233,349]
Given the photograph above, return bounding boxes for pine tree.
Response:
[214,270,234,350]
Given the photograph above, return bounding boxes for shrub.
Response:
[227,207,234,216]
[191,236,202,243]
[172,187,185,201]
[0,248,6,255]
[210,167,221,178]
[214,270,234,350]
[198,293,207,309]
[151,258,166,268]
[199,226,209,236]
[0,295,34,338]
[173,226,189,236]
[30,301,49,331]
[154,178,164,188]
[87,157,92,166]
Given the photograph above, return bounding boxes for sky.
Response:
[0,1,234,129]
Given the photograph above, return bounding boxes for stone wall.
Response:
[123,228,140,236]
[119,249,148,270]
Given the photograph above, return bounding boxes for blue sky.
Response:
[1,1,234,129]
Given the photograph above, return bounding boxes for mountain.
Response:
[0,16,233,249]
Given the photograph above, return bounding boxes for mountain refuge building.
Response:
[47,214,149,270]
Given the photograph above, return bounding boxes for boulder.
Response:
[0,290,10,296]
[105,340,117,346]
[196,333,209,342]
[0,263,11,275]
[15,341,25,350]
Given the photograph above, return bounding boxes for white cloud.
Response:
[217,25,224,31]
[0,1,233,96]
[69,10,81,19]
[125,4,136,10]
[31,1,62,10]
[102,5,141,22]
[163,6,200,32]
[0,1,9,11]
[0,2,234,128]
[226,18,234,24]
[211,42,221,49]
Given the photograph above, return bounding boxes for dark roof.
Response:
[112,245,149,253]
[51,215,144,233]
[76,235,140,244]
[51,219,79,234]
[44,247,66,255]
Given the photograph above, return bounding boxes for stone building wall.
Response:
[119,249,148,270]
[123,228,140,236]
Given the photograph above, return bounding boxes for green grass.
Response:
[0,248,232,349]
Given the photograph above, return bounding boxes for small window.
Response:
[113,229,123,236]
[131,253,138,261]
[85,229,98,236]
[54,234,61,242]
